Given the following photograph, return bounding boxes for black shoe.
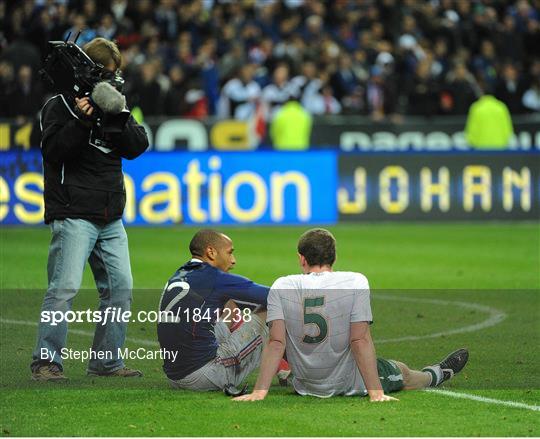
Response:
[439,348,469,383]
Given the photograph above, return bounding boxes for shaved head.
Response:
[189,229,236,272]
[189,229,230,258]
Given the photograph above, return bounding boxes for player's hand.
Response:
[369,392,399,402]
[75,97,94,117]
[232,390,268,401]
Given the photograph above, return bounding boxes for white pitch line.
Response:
[2,321,536,414]
[0,295,507,346]
[425,388,540,412]
[372,295,507,343]
[3,299,531,414]
[0,318,158,347]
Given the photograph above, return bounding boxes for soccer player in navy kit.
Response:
[157,229,272,391]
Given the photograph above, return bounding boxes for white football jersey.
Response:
[267,271,372,398]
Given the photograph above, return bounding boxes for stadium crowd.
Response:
[1,0,539,123]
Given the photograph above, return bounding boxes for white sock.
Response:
[422,365,443,387]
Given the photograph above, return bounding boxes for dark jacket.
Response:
[40,94,148,224]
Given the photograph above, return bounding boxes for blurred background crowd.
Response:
[1,0,539,124]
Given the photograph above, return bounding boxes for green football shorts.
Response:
[377,358,404,393]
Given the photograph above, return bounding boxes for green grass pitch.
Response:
[1,223,539,436]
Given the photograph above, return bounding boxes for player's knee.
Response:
[223,299,238,311]
[394,360,410,383]
[254,309,267,320]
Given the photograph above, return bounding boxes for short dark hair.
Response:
[297,228,336,267]
[189,229,228,257]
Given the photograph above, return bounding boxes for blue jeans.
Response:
[31,218,133,373]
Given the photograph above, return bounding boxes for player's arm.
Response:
[234,280,286,402]
[218,272,269,307]
[233,319,286,402]
[350,321,398,402]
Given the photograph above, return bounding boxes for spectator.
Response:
[110,0,129,25]
[195,38,219,115]
[496,14,524,62]
[397,14,425,68]
[523,16,540,58]
[165,64,207,118]
[366,66,389,121]
[444,62,480,115]
[218,63,261,120]
[351,49,370,84]
[6,64,43,122]
[508,0,539,33]
[291,60,322,106]
[129,61,163,117]
[522,78,540,112]
[26,8,55,57]
[125,0,154,31]
[495,63,526,114]
[62,13,96,47]
[331,53,361,104]
[145,36,168,66]
[472,40,498,91]
[406,60,441,116]
[81,0,99,29]
[0,61,16,118]
[2,0,539,120]
[218,42,246,82]
[249,36,275,67]
[262,63,295,120]
[304,84,342,115]
[371,52,401,119]
[1,32,41,75]
[155,0,178,41]
[150,58,171,97]
[432,38,451,79]
[97,13,118,40]
[303,15,324,43]
[522,59,540,96]
[273,33,305,68]
[335,18,358,52]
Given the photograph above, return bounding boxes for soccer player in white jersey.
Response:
[234,228,468,402]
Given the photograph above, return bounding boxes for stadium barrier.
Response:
[1,114,540,152]
[1,150,538,225]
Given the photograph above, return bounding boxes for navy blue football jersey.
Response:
[157,259,269,380]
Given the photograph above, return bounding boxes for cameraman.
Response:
[31,38,148,381]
